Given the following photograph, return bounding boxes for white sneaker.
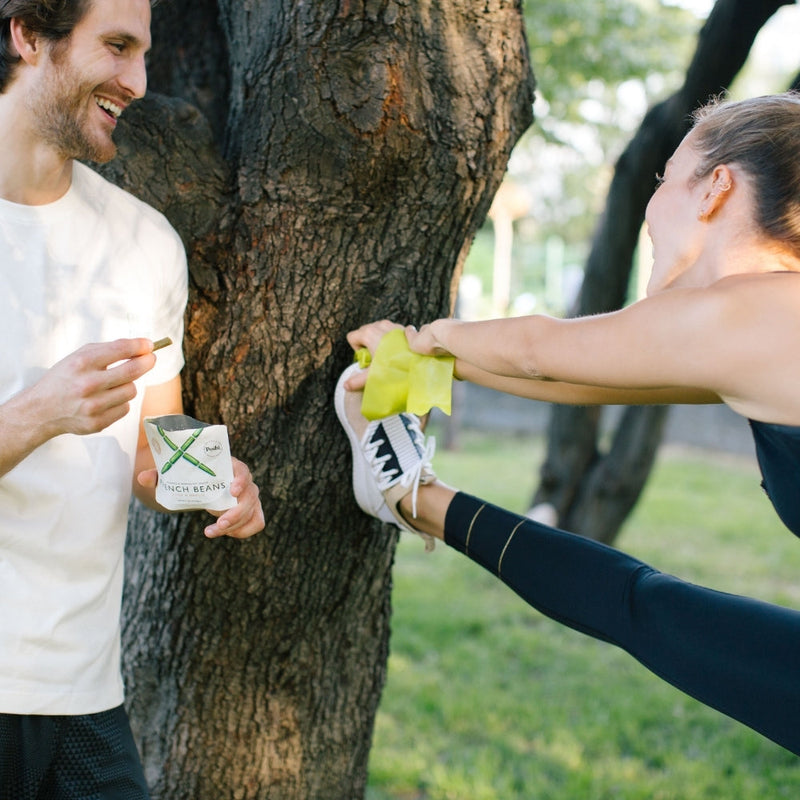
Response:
[334,363,437,551]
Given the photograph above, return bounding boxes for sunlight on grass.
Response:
[366,430,800,800]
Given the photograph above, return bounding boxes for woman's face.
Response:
[644,133,710,294]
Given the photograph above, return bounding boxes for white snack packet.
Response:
[144,414,237,512]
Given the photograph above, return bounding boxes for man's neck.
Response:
[0,96,74,206]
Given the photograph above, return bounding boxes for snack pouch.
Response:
[144,414,237,511]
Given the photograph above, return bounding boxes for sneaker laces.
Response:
[363,434,400,490]
[397,434,436,520]
[362,416,436,521]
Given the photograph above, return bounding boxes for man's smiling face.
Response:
[27,0,151,163]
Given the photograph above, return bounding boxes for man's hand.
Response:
[0,338,157,478]
[137,457,264,539]
[202,458,264,539]
[30,338,157,437]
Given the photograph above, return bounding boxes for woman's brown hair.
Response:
[691,93,800,257]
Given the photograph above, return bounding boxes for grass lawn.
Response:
[365,428,800,800]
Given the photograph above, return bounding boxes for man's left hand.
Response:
[203,457,264,539]
[137,457,265,539]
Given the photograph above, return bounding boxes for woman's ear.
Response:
[9,17,43,67]
[697,165,734,221]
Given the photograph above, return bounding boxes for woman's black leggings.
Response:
[444,492,800,755]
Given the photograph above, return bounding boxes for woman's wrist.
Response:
[429,317,460,356]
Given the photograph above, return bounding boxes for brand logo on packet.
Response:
[203,440,222,458]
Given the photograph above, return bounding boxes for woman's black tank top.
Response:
[749,419,800,538]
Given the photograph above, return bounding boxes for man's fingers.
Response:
[78,338,155,370]
[204,459,264,539]
[82,381,138,416]
[106,351,156,386]
[71,354,153,406]
[136,468,158,489]
[204,502,264,539]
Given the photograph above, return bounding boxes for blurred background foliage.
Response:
[462,0,800,320]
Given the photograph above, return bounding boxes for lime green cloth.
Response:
[356,329,454,420]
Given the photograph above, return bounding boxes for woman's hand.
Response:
[404,321,455,358]
[343,318,457,391]
[343,320,403,391]
[345,320,403,355]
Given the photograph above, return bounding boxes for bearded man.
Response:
[0,2,264,795]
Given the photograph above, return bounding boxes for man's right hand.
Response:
[0,338,157,477]
[36,339,157,436]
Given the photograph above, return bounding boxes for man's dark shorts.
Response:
[0,705,149,800]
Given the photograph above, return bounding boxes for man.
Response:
[0,1,265,795]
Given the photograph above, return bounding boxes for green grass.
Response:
[366,430,800,800]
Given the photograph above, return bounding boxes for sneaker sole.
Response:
[334,363,396,524]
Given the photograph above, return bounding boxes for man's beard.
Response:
[28,62,118,164]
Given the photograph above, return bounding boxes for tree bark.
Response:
[100,2,534,797]
[532,0,792,544]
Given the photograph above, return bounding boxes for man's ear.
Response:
[697,165,734,222]
[9,18,43,66]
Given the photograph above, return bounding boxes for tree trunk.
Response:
[100,2,534,797]
[531,0,792,544]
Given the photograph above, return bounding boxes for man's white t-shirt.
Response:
[0,161,187,714]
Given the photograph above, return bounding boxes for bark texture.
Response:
[532,0,793,544]
[99,2,534,797]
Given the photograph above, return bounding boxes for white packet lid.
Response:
[144,414,237,511]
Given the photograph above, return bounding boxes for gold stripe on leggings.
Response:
[464,504,486,556]
[497,519,526,577]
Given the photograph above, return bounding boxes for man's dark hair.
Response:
[0,0,91,92]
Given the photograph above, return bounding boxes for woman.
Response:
[335,93,800,755]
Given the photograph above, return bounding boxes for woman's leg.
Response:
[334,371,800,756]
[402,485,800,755]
